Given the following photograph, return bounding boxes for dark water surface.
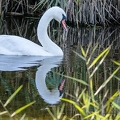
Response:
[0,17,120,119]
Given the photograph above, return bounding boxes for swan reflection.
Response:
[36,56,65,104]
[0,55,48,71]
[0,55,65,104]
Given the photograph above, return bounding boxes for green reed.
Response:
[0,85,35,119]
[47,44,120,120]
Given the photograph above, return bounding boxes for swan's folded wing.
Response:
[0,35,52,56]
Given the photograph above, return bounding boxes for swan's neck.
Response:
[37,10,63,56]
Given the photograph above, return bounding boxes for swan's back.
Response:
[0,35,52,56]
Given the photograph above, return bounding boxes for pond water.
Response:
[0,17,120,119]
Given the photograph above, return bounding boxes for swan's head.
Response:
[48,6,67,30]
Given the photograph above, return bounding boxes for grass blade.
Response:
[80,45,86,57]
[84,111,102,119]
[88,46,110,70]
[77,89,86,101]
[62,74,88,86]
[73,51,86,61]
[111,60,120,66]
[62,115,67,120]
[115,113,120,119]
[106,91,120,112]
[11,101,36,117]
[57,104,65,119]
[0,111,8,115]
[47,108,57,120]
[86,42,92,56]
[113,75,120,81]
[20,113,26,120]
[95,67,120,95]
[70,114,80,120]
[4,85,23,107]
[61,98,86,117]
[112,102,120,110]
[86,44,98,65]
[89,50,109,78]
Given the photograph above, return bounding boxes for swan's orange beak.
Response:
[61,19,67,31]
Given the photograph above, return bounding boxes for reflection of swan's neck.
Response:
[36,64,61,104]
[37,8,63,56]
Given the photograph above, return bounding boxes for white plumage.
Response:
[0,7,67,56]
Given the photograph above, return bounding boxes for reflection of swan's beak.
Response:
[61,19,67,31]
[58,79,66,97]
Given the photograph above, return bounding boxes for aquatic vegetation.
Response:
[47,44,120,119]
[0,85,35,119]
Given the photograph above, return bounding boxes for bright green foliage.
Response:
[48,44,120,119]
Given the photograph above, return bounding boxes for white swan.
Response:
[0,6,67,56]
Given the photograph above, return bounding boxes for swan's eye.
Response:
[61,14,67,31]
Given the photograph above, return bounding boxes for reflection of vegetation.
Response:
[48,44,120,119]
[46,69,63,90]
[0,85,35,119]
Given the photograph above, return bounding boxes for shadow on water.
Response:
[0,17,120,119]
